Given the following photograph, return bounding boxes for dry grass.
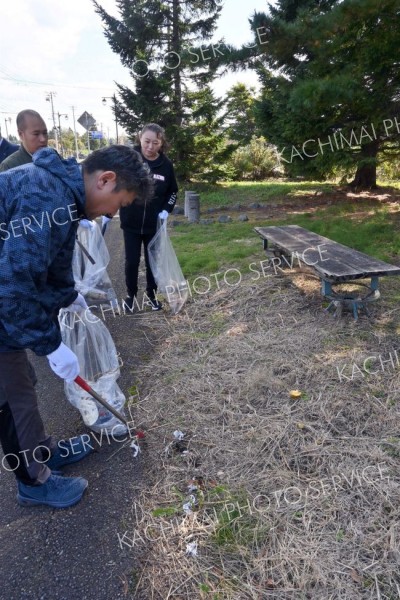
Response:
[129,269,400,599]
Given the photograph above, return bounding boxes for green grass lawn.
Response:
[280,204,400,261]
[171,181,400,278]
[179,180,336,208]
[170,222,262,276]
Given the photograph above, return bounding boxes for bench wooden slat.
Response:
[255,225,400,281]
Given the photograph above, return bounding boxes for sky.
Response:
[0,0,273,140]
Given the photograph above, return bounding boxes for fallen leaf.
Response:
[350,569,362,584]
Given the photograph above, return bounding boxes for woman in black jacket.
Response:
[120,124,178,311]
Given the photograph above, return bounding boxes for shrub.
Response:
[229,136,279,180]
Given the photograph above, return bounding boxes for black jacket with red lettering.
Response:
[119,146,178,234]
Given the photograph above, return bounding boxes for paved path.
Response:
[0,219,155,600]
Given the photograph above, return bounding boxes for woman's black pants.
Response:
[123,230,157,300]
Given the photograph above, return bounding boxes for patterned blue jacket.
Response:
[0,148,85,355]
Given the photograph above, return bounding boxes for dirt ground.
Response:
[263,185,400,223]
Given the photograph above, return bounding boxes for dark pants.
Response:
[0,351,54,485]
[123,230,157,300]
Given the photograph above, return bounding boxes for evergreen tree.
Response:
[184,86,235,182]
[223,83,258,145]
[249,0,400,188]
[58,128,86,158]
[93,0,223,179]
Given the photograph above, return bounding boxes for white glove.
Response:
[47,342,80,383]
[65,293,88,313]
[159,210,169,221]
[102,215,112,227]
[80,219,96,229]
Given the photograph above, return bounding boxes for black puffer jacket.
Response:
[120,146,178,234]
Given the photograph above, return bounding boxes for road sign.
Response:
[77,111,96,130]
[90,131,103,139]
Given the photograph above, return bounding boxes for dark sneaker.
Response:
[46,436,93,470]
[17,474,88,508]
[147,298,162,311]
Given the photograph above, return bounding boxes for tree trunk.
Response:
[171,0,184,166]
[349,140,379,189]
[172,0,182,126]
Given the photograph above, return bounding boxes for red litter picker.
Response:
[74,376,145,439]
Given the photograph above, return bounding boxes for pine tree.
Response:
[223,83,258,145]
[93,0,223,179]
[183,85,235,182]
[249,0,400,188]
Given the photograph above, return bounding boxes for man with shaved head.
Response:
[0,110,48,172]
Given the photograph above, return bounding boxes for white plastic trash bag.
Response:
[72,222,117,306]
[148,219,188,314]
[59,309,127,435]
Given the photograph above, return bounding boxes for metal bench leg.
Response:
[370,276,379,291]
[325,300,334,314]
[352,301,359,321]
[321,280,333,297]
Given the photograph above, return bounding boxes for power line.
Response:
[0,61,120,92]
[0,65,21,83]
[0,73,118,93]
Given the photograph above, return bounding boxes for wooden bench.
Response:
[254,225,400,319]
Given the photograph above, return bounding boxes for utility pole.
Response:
[71,106,79,159]
[4,117,11,138]
[102,95,118,143]
[57,112,68,157]
[113,95,118,144]
[46,91,59,152]
[86,114,91,152]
